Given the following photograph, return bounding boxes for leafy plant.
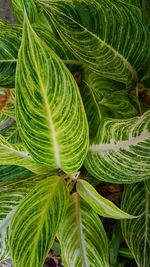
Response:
[0,0,150,266]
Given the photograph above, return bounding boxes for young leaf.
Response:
[84,110,150,183]
[121,182,150,267]
[76,179,134,219]
[58,192,109,267]
[80,71,139,145]
[37,0,150,86]
[10,176,69,267]
[0,175,42,262]
[16,13,88,173]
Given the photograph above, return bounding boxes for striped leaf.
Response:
[0,22,20,88]
[10,176,69,267]
[0,165,32,183]
[84,110,150,183]
[0,20,74,88]
[37,0,150,86]
[140,0,150,25]
[124,0,140,6]
[12,0,38,23]
[76,179,134,219]
[0,134,49,174]
[121,182,150,267]
[0,175,42,262]
[81,71,139,124]
[58,192,109,267]
[16,13,88,174]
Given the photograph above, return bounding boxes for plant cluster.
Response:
[0,0,150,266]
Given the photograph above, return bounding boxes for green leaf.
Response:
[140,0,150,25]
[0,165,32,183]
[121,182,150,267]
[10,176,69,267]
[58,192,109,267]
[0,134,48,174]
[0,20,74,88]
[0,175,42,262]
[84,110,150,183]
[16,13,88,174]
[81,71,139,123]
[121,0,140,7]
[0,22,20,88]
[37,0,150,86]
[76,179,134,219]
[12,0,38,23]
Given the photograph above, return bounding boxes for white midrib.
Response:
[49,6,138,82]
[89,131,150,154]
[76,195,89,267]
[26,23,61,169]
[0,143,32,160]
[0,59,17,63]
[39,81,61,168]
[79,182,130,219]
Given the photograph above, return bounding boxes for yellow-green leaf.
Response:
[77,179,134,219]
[58,193,109,267]
[16,13,88,174]
[10,176,69,267]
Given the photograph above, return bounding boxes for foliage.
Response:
[0,0,150,266]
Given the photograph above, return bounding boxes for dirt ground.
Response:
[0,0,15,22]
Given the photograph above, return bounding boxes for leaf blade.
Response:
[121,182,150,267]
[10,176,69,267]
[0,134,48,174]
[85,110,150,183]
[16,13,88,173]
[0,175,42,262]
[58,192,109,267]
[77,179,134,219]
[38,0,150,85]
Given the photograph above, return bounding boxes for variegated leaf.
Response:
[0,20,74,88]
[76,179,134,219]
[121,182,150,267]
[58,192,109,267]
[12,0,38,23]
[10,176,69,267]
[37,0,150,86]
[81,70,139,123]
[0,134,49,174]
[0,175,42,262]
[16,13,88,173]
[0,165,32,183]
[141,0,150,25]
[84,110,150,183]
[0,22,20,88]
